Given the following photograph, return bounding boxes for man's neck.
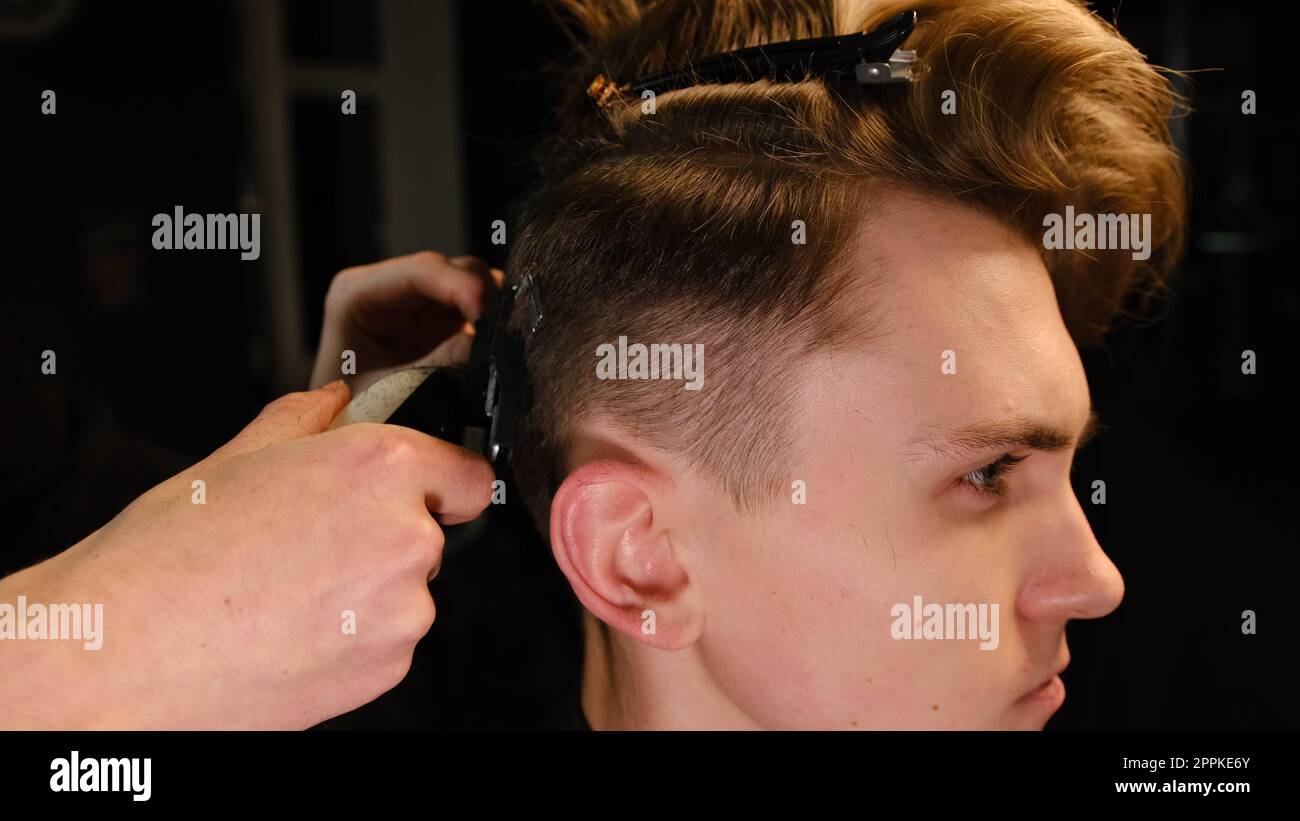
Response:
[578,612,761,730]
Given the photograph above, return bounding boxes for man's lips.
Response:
[1019,659,1069,704]
[1019,646,1071,691]
[1022,675,1064,701]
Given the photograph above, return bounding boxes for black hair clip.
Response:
[588,10,917,109]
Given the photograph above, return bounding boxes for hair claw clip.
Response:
[588,9,918,110]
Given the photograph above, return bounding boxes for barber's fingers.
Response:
[446,255,491,281]
[451,259,504,292]
[360,424,497,524]
[213,381,351,460]
[350,251,497,321]
[442,255,498,325]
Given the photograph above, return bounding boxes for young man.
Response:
[504,0,1186,729]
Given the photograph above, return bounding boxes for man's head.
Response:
[504,0,1185,728]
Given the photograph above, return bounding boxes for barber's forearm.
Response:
[0,554,106,728]
[0,538,170,729]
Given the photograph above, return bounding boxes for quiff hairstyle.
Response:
[504,0,1187,537]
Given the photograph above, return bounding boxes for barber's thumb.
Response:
[213,381,351,460]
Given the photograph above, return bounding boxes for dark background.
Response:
[0,0,1294,730]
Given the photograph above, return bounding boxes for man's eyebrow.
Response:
[909,409,1100,462]
[1077,410,1102,449]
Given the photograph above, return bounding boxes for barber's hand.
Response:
[1,382,494,729]
[310,251,503,393]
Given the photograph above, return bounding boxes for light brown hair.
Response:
[506,0,1187,536]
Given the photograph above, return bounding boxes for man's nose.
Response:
[1016,489,1125,624]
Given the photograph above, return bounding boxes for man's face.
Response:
[671,191,1124,729]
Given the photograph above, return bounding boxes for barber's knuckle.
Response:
[385,437,420,474]
[412,594,437,636]
[399,517,442,568]
[391,594,436,645]
[324,267,360,307]
[350,427,414,475]
[426,518,447,553]
[382,653,416,691]
[413,250,447,269]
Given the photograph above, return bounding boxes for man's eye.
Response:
[957,454,1027,498]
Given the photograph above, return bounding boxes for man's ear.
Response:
[549,459,701,650]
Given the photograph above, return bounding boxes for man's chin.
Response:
[1001,675,1067,729]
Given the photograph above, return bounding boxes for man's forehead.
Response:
[839,193,1059,340]
[825,198,1092,455]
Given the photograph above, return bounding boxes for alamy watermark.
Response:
[890,594,999,650]
[1042,206,1152,261]
[50,751,150,801]
[595,336,704,390]
[151,205,261,260]
[0,595,103,650]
